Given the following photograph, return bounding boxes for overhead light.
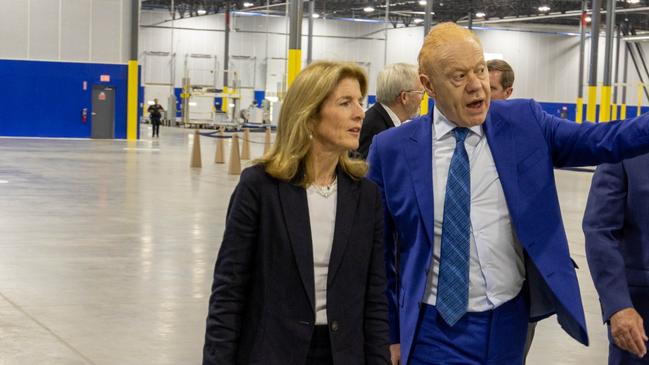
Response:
[243,2,254,7]
[0,180,8,184]
[585,16,592,23]
[475,12,486,18]
[538,5,551,12]
[197,9,207,15]
[414,18,424,24]
[419,0,427,5]
[363,6,375,12]
[627,0,640,3]
[312,13,320,18]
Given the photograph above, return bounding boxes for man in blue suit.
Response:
[367,22,649,365]
[583,156,649,364]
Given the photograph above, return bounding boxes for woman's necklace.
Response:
[311,176,338,198]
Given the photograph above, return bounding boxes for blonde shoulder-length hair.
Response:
[255,61,368,187]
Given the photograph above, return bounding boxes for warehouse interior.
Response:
[1,0,649,364]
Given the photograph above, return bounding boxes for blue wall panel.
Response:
[0,59,128,138]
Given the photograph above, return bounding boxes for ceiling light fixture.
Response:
[312,13,320,18]
[475,12,486,18]
[419,0,427,5]
[414,18,424,23]
[243,2,254,7]
[363,6,375,12]
[538,5,551,12]
[627,0,640,4]
[197,9,207,15]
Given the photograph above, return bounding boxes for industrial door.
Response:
[91,85,115,139]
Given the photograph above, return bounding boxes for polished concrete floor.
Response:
[0,125,611,364]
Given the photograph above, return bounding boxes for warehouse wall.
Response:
[140,10,649,121]
[0,0,133,138]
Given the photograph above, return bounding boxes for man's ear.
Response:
[505,87,513,99]
[420,74,436,98]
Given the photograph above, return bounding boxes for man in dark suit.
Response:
[357,63,424,158]
[368,22,649,365]
[583,155,649,364]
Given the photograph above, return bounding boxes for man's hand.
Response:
[389,344,401,365]
[610,307,648,358]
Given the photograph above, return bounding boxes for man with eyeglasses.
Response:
[358,63,424,159]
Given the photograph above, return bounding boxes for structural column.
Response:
[621,33,629,119]
[587,0,601,122]
[127,0,140,140]
[421,0,433,116]
[599,0,616,122]
[612,26,621,120]
[222,1,231,112]
[307,0,314,65]
[288,0,303,87]
[576,0,587,123]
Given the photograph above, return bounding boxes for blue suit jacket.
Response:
[367,99,649,362]
[583,154,649,322]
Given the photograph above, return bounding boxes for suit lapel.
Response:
[483,112,519,212]
[327,169,360,286]
[376,103,396,128]
[278,181,316,313]
[403,119,434,246]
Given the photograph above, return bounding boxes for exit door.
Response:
[91,85,115,139]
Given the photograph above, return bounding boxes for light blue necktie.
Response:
[436,127,471,327]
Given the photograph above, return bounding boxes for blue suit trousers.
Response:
[409,293,528,365]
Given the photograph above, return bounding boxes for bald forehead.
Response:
[418,22,483,75]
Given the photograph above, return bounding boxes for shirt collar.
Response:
[380,103,402,127]
[432,105,484,141]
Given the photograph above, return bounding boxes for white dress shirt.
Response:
[380,103,402,127]
[306,182,337,325]
[423,106,525,312]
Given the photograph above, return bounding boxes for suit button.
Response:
[330,320,339,332]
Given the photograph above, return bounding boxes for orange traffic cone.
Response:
[215,130,225,164]
[263,127,272,155]
[228,134,241,175]
[241,128,251,160]
[191,129,202,168]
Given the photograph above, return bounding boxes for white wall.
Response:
[140,10,387,95]
[0,0,132,64]
[139,10,649,107]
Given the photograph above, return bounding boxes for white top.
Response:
[423,106,525,312]
[306,181,338,325]
[381,103,402,127]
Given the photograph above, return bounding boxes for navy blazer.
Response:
[367,98,649,362]
[358,103,395,159]
[583,154,649,322]
[203,165,390,365]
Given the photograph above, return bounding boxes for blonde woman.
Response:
[203,61,390,365]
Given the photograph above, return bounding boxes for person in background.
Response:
[487,59,514,100]
[368,22,649,365]
[357,63,424,159]
[202,61,390,365]
[583,156,649,364]
[147,98,164,138]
